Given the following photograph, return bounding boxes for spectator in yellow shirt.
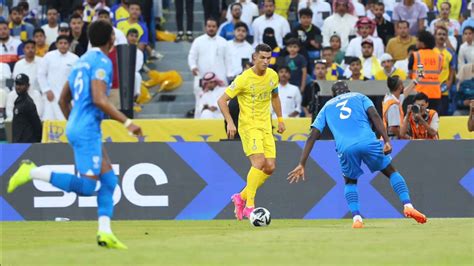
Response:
[33,28,48,57]
[321,47,344,80]
[275,0,292,19]
[436,0,464,20]
[111,0,130,24]
[375,53,407,80]
[116,1,149,51]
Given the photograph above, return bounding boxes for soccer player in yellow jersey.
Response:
[218,44,286,220]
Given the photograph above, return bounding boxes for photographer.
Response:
[400,92,439,140]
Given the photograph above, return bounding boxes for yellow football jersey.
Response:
[374,68,407,81]
[114,6,130,22]
[225,68,279,131]
[116,20,148,44]
[35,45,49,57]
[433,47,452,96]
[433,47,452,84]
[275,0,292,19]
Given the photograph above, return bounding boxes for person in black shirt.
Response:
[49,17,87,57]
[373,2,394,46]
[48,22,71,51]
[12,73,42,143]
[289,8,322,73]
[68,13,88,57]
[46,0,83,21]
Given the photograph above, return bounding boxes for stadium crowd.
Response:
[0,0,157,142]
[189,0,474,140]
[0,0,473,142]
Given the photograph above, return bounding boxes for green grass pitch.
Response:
[1,218,473,265]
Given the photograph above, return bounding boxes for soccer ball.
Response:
[249,207,271,227]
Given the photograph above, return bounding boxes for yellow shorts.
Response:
[240,128,276,158]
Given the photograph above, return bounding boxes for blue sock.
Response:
[50,172,97,196]
[344,184,360,216]
[390,172,411,205]
[97,170,118,218]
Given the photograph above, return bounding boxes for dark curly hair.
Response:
[417,30,436,49]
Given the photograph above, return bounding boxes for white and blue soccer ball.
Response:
[249,207,271,227]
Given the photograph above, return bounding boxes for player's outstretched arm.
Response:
[271,93,286,134]
[59,82,72,119]
[367,107,392,154]
[288,128,321,183]
[217,93,237,139]
[91,80,142,136]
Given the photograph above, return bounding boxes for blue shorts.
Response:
[338,140,391,179]
[68,136,102,176]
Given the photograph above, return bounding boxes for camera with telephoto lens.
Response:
[411,104,421,114]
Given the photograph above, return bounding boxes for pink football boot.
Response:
[231,193,245,220]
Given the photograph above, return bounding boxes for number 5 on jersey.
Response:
[74,71,84,101]
[336,99,352,119]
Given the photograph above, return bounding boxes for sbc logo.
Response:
[33,163,169,208]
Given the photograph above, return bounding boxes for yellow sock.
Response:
[245,167,267,207]
[240,187,247,201]
[239,170,270,202]
[257,171,270,189]
[241,170,268,201]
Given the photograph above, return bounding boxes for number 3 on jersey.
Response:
[336,99,352,119]
[73,71,84,101]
